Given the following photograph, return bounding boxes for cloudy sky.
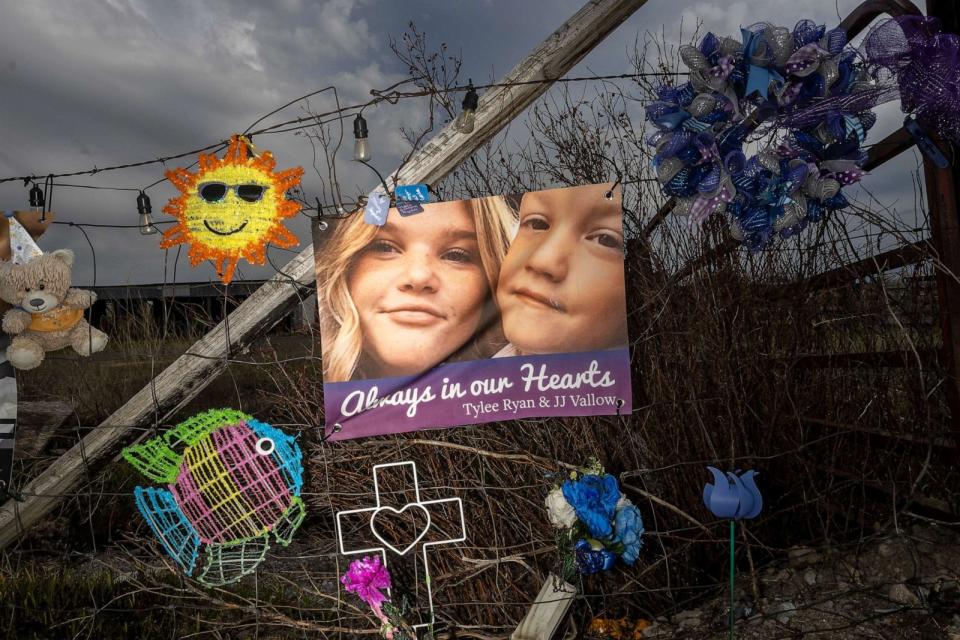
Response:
[0,0,925,285]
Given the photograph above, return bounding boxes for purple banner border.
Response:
[324,347,632,440]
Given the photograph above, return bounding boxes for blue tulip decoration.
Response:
[703,467,763,519]
[704,467,763,640]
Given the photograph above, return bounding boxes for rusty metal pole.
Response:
[923,1,960,452]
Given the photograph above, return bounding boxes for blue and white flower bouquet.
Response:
[545,460,644,578]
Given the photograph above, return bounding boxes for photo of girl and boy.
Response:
[313,182,629,385]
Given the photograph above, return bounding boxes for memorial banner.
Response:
[313,183,631,440]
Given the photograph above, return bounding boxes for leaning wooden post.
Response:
[512,575,578,640]
[0,0,649,549]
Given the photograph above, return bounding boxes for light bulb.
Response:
[352,113,371,162]
[28,183,44,213]
[353,137,371,162]
[455,80,479,134]
[139,214,158,235]
[137,191,158,235]
[454,110,475,134]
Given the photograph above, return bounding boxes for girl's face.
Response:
[348,201,489,378]
[496,184,627,354]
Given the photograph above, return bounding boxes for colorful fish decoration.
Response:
[123,409,305,586]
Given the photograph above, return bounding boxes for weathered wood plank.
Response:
[925,0,960,464]
[0,0,649,549]
[672,237,739,283]
[765,240,933,300]
[840,0,921,35]
[512,574,578,640]
[861,127,918,172]
[12,401,76,460]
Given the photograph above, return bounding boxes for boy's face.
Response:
[496,184,627,354]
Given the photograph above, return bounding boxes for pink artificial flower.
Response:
[341,555,392,619]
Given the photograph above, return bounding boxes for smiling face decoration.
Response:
[161,135,304,284]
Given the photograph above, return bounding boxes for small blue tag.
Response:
[395,184,429,202]
[904,116,949,169]
[396,199,424,216]
[363,191,390,226]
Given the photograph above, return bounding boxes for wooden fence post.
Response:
[924,0,960,454]
[512,574,578,640]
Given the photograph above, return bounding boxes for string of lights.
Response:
[0,71,683,188]
[1,66,924,234]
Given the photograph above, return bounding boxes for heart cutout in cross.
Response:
[370,503,432,556]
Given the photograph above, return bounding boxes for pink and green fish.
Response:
[123,409,305,586]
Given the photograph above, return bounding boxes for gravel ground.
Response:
[634,522,960,640]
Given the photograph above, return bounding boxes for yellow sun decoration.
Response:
[161,134,304,284]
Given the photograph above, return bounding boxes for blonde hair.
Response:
[317,195,516,382]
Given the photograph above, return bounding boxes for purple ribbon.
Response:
[819,159,866,186]
[708,55,736,80]
[784,43,829,77]
[863,15,960,142]
[690,182,734,226]
[695,134,721,165]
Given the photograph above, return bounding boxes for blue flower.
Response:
[562,474,620,538]
[703,468,763,520]
[612,504,644,565]
[574,539,617,575]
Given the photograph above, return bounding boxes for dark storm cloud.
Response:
[0,0,922,284]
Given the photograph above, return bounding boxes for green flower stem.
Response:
[729,520,735,640]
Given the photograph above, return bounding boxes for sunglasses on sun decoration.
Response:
[197,182,269,203]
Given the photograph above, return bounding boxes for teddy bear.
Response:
[0,249,108,370]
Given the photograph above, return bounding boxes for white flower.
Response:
[545,487,577,529]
